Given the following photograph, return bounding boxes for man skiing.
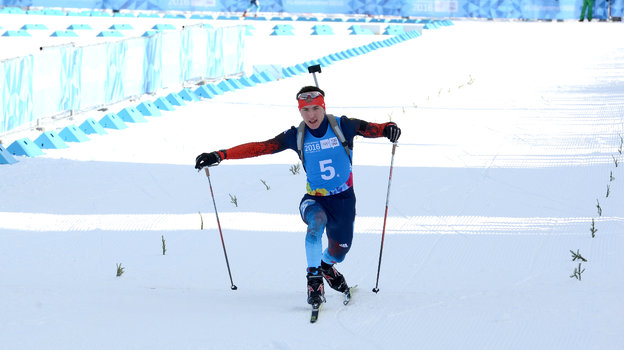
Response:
[194,86,401,308]
[242,0,260,17]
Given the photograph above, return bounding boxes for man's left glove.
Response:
[383,123,401,143]
[195,151,222,170]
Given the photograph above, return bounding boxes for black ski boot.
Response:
[306,267,325,305]
[320,261,348,293]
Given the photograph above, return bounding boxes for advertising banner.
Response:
[1,0,621,19]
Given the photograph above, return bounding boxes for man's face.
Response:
[300,105,325,129]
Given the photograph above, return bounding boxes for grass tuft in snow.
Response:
[596,200,602,217]
[260,179,270,190]
[590,218,598,238]
[199,211,204,230]
[289,164,301,175]
[116,263,125,277]
[570,263,586,281]
[229,194,238,207]
[570,249,587,262]
[162,235,166,256]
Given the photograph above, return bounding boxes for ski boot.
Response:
[306,267,325,306]
[320,261,348,293]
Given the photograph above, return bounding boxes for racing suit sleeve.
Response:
[216,128,297,160]
[339,116,398,140]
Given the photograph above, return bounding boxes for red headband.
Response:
[298,95,325,110]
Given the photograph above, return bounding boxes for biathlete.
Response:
[195,86,401,306]
[242,0,259,17]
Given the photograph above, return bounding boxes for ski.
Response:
[343,285,358,305]
[310,302,322,323]
[310,285,356,323]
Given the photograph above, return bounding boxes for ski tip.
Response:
[343,285,357,305]
[310,303,321,323]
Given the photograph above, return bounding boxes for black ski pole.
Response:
[372,142,398,293]
[308,64,321,87]
[203,167,237,290]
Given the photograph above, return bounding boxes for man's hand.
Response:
[195,152,221,170]
[383,123,401,143]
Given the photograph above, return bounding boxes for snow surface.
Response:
[1,19,624,349]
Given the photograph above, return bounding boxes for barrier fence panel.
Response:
[161,31,182,89]
[181,25,209,82]
[222,25,245,80]
[124,38,146,98]
[33,46,65,120]
[1,56,33,134]
[78,44,108,110]
[143,34,162,94]
[105,40,127,105]
[207,28,225,79]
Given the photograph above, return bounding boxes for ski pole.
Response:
[372,142,398,293]
[308,64,321,88]
[204,167,238,290]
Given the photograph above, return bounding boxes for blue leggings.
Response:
[299,187,356,270]
[246,0,260,13]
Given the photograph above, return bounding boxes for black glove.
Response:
[195,151,222,170]
[383,123,401,143]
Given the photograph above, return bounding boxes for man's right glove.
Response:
[383,123,401,143]
[195,151,222,170]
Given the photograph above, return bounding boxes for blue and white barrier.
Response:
[0,24,246,135]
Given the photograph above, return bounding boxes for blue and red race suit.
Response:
[215,115,395,269]
[216,115,392,195]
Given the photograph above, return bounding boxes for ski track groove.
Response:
[4,212,623,235]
